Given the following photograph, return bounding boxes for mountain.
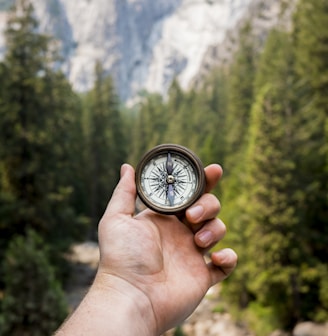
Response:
[194,0,297,86]
[0,0,290,102]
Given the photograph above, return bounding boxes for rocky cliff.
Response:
[0,0,290,102]
[194,0,297,86]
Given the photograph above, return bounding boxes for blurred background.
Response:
[0,0,327,335]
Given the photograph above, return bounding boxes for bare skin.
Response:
[56,163,237,336]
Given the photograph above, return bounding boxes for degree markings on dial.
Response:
[141,153,197,207]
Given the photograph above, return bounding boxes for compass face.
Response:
[135,144,205,214]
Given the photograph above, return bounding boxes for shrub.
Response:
[0,230,68,335]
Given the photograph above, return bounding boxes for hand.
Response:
[56,163,237,336]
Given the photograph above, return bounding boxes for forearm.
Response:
[56,273,157,336]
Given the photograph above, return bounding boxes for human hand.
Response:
[56,163,237,336]
[95,163,237,335]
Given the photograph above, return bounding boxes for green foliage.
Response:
[84,61,127,229]
[219,21,259,247]
[128,73,227,177]
[0,0,89,291]
[221,9,328,331]
[293,0,328,262]
[212,303,226,314]
[243,302,279,336]
[0,230,68,335]
[224,21,257,167]
[128,92,166,164]
[173,325,186,336]
[0,0,326,333]
[127,11,327,331]
[293,0,328,97]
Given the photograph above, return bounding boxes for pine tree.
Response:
[220,21,258,259]
[223,27,328,330]
[129,92,167,164]
[162,79,186,147]
[225,21,257,167]
[292,0,328,321]
[245,84,299,328]
[219,24,258,309]
[293,0,328,262]
[197,69,228,168]
[0,230,68,335]
[86,61,126,229]
[0,0,87,266]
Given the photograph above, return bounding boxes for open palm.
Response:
[97,164,237,334]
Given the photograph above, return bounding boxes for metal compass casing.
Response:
[135,144,206,215]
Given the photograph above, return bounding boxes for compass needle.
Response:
[167,184,175,206]
[166,152,174,175]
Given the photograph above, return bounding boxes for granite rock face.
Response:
[0,0,272,101]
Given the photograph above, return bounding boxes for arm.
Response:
[56,163,237,336]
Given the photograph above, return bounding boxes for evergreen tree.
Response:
[223,27,328,331]
[220,21,258,260]
[225,21,257,167]
[293,0,328,264]
[219,24,258,309]
[292,0,328,321]
[197,69,228,168]
[166,89,198,149]
[0,0,87,269]
[245,84,299,329]
[86,61,126,228]
[167,78,184,114]
[129,92,166,164]
[162,79,185,147]
[0,230,68,335]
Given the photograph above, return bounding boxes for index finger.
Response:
[204,164,223,193]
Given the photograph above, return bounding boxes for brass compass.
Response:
[135,144,206,215]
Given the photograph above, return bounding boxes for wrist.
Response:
[58,271,157,336]
[94,271,158,335]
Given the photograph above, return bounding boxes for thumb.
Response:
[103,164,137,217]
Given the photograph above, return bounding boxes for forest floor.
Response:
[64,241,253,336]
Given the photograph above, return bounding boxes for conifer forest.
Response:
[0,0,327,335]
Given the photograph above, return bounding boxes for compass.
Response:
[135,144,206,215]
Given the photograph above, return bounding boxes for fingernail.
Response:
[188,205,204,221]
[120,164,128,178]
[197,230,213,247]
[213,249,229,262]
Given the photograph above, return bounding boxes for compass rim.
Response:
[135,144,205,215]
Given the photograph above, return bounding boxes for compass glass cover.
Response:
[139,151,200,212]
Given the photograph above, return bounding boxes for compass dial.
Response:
[135,144,206,215]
